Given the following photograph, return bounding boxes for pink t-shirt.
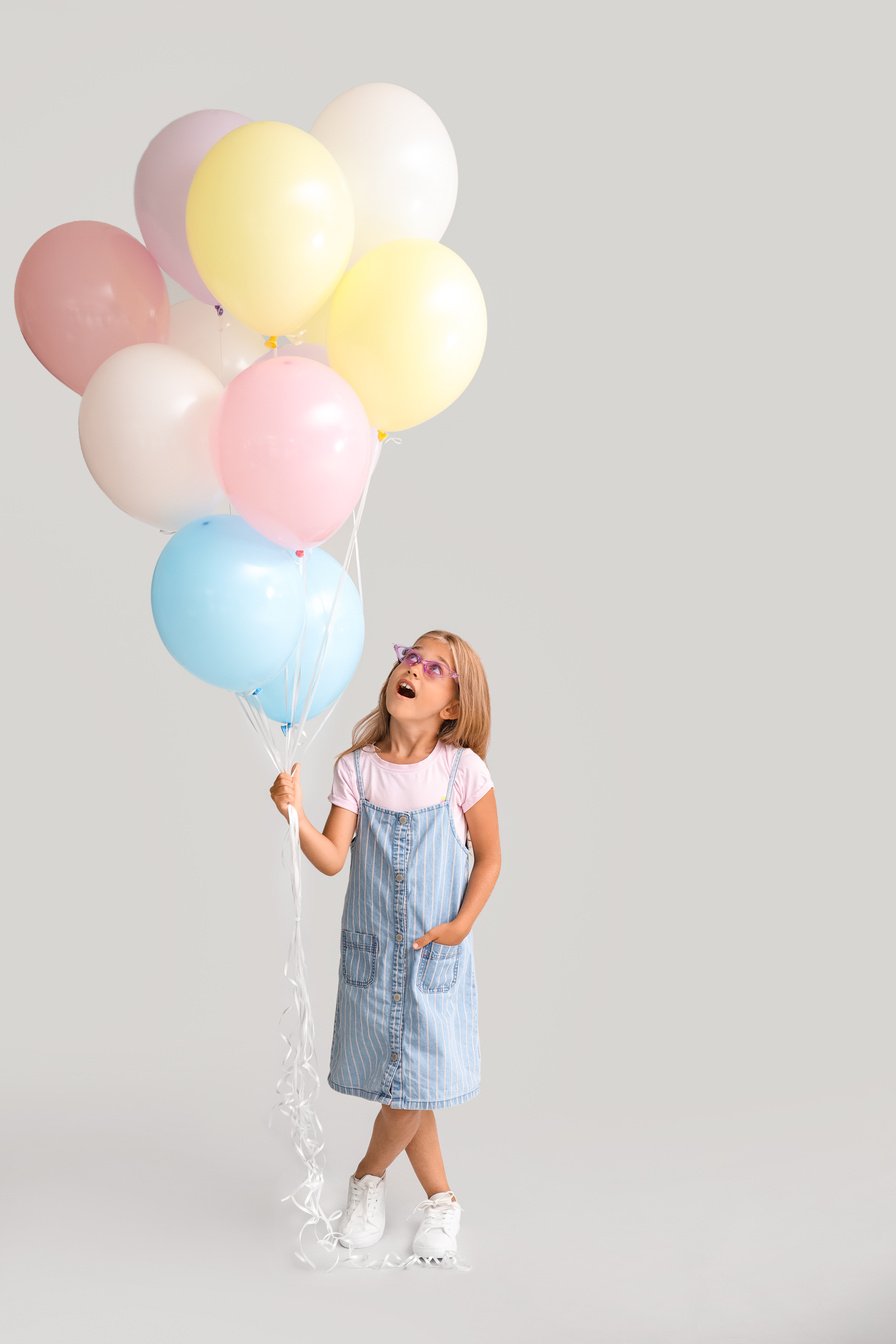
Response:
[328,740,494,846]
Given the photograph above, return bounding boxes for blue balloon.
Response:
[253,545,364,725]
[151,515,305,692]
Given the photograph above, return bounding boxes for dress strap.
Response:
[446,745,466,798]
[352,748,366,803]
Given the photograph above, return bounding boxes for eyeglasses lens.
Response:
[397,647,446,679]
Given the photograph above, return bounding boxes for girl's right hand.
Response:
[270,764,301,821]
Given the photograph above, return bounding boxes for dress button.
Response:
[395,872,404,882]
[399,814,409,825]
[391,1052,398,1061]
[396,933,403,942]
[393,992,401,1001]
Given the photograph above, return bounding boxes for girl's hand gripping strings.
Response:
[270,763,301,821]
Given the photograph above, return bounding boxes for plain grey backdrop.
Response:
[3,2,894,1341]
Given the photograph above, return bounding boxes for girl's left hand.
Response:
[412,920,468,950]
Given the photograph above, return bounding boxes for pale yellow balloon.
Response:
[284,296,332,346]
[327,239,487,431]
[185,121,354,336]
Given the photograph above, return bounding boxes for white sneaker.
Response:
[409,1190,462,1259]
[336,1172,386,1249]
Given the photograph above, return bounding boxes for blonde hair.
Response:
[334,629,491,767]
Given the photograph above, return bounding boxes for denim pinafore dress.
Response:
[327,744,481,1110]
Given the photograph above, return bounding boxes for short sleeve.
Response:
[454,748,494,812]
[328,753,359,814]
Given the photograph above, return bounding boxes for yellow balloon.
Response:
[185,121,354,336]
[327,239,487,431]
[284,296,332,346]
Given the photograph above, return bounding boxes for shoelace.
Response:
[344,1180,382,1232]
[407,1195,463,1229]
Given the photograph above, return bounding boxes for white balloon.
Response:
[78,344,228,531]
[311,83,457,264]
[168,298,268,383]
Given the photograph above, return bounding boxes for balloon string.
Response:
[212,305,233,515]
[234,434,413,1272]
[282,431,384,756]
[273,438,377,1270]
[216,305,225,383]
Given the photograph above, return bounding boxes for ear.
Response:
[440,699,460,720]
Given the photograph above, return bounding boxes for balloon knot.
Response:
[265,335,278,349]
[295,549,304,558]
[214,304,224,316]
[377,430,387,441]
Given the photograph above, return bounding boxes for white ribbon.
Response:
[234,438,375,1271]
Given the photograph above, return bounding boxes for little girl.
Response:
[270,630,501,1264]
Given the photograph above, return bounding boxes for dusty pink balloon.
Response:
[212,355,374,552]
[134,109,250,302]
[14,221,169,393]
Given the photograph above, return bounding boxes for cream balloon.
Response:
[78,344,228,530]
[328,239,487,432]
[168,298,267,383]
[312,82,457,265]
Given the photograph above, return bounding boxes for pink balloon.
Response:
[257,342,329,367]
[281,340,329,365]
[213,356,374,552]
[15,221,169,393]
[134,109,250,302]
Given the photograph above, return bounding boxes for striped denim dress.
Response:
[328,745,481,1109]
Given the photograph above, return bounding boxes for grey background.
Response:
[3,2,894,1341]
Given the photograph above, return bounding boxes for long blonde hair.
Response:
[334,629,491,767]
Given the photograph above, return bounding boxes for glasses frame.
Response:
[394,644,459,684]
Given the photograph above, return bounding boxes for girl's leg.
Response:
[353,1104,425,1178]
[403,1109,456,1200]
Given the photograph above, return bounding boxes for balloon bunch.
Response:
[14,84,487,1273]
[14,82,487,729]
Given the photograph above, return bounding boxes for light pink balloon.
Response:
[14,221,169,394]
[281,340,329,365]
[134,109,250,302]
[212,355,374,552]
[257,341,329,367]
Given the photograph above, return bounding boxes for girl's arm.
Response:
[271,765,357,876]
[414,790,501,949]
[453,789,502,932]
[294,804,358,877]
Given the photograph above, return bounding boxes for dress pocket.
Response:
[416,941,460,994]
[341,929,378,987]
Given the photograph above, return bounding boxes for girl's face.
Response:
[387,639,460,724]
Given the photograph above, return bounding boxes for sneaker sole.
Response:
[337,1228,386,1249]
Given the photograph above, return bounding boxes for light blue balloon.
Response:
[151,515,304,692]
[253,545,364,725]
